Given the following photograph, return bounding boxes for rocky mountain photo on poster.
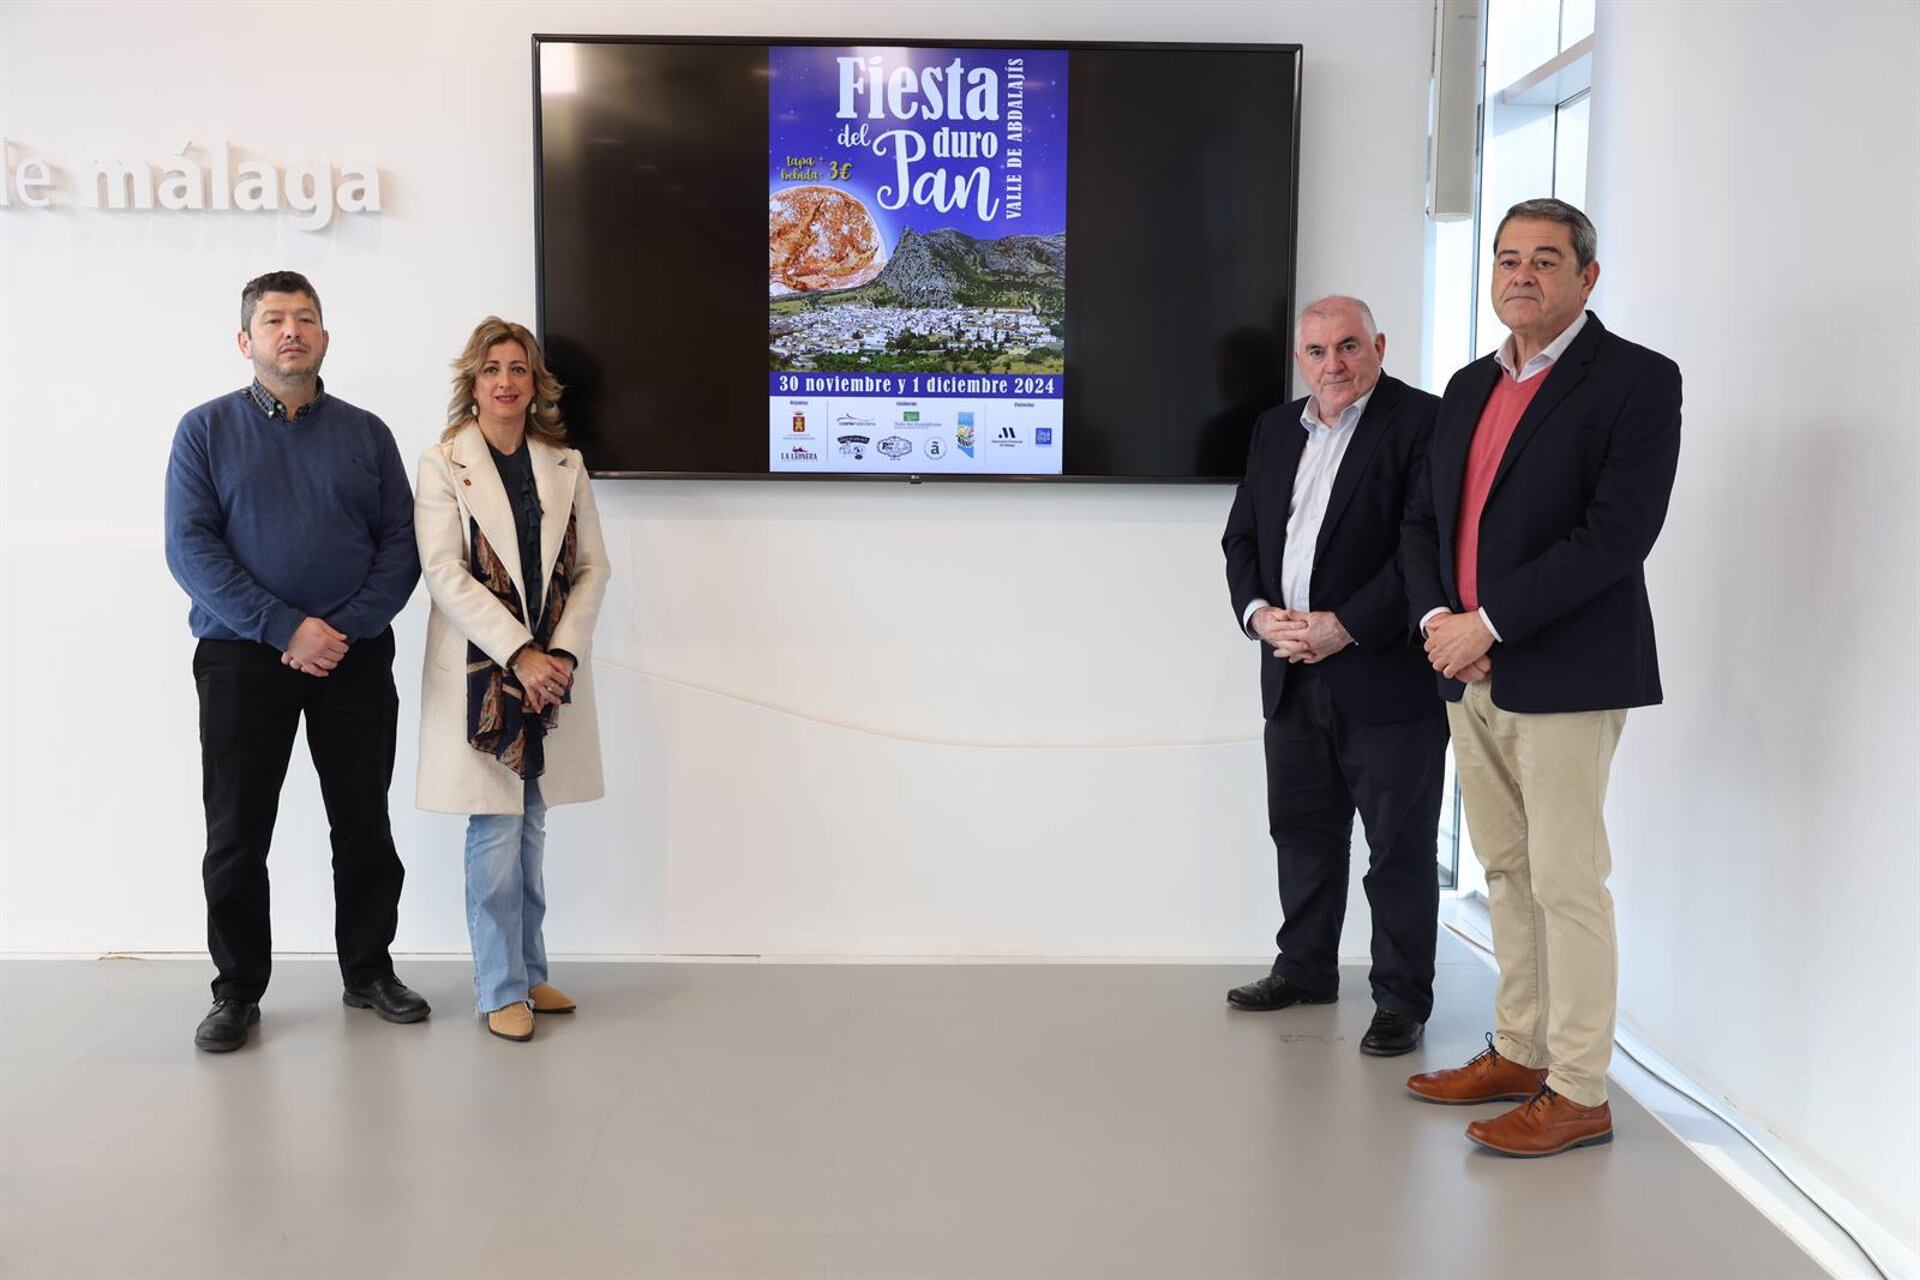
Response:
[769,225,1066,374]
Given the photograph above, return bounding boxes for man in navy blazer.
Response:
[1401,200,1682,1156]
[1221,296,1448,1058]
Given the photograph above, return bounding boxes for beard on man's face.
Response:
[253,345,323,382]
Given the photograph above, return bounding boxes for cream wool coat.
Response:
[414,423,610,814]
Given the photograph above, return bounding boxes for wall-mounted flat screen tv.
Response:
[534,35,1301,481]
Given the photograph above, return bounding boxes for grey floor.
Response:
[1,939,1823,1280]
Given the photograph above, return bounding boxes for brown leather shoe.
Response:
[486,1003,534,1042]
[1406,1033,1549,1104]
[1467,1087,1612,1156]
[529,983,576,1014]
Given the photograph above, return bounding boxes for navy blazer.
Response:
[1223,373,1444,723]
[1401,313,1682,713]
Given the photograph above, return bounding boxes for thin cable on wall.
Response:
[589,655,1262,751]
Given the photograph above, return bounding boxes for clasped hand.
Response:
[281,617,347,676]
[513,646,575,713]
[1253,607,1352,664]
[1424,611,1493,683]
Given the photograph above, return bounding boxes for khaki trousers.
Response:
[1447,680,1626,1107]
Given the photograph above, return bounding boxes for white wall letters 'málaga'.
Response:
[1,140,380,232]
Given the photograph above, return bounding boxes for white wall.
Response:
[0,1,1437,961]
[1591,0,1920,1255]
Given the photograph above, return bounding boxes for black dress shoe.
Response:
[342,975,431,1024]
[194,998,260,1052]
[1226,973,1338,1011]
[1359,1009,1424,1056]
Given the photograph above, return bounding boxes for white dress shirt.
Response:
[1495,308,1587,383]
[1418,310,1590,642]
[1240,388,1373,638]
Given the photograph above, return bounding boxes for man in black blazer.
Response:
[1221,296,1447,1057]
[1401,200,1681,1157]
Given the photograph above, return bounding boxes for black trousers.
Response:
[193,629,405,1002]
[1264,664,1448,1022]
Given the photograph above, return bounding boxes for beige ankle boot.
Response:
[486,1003,534,1041]
[529,983,576,1014]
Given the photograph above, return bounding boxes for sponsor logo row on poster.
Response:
[769,398,1063,474]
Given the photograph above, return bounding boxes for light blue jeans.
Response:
[464,779,548,1015]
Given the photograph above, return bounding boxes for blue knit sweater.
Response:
[164,388,420,648]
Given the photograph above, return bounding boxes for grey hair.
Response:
[1297,294,1378,336]
[1495,198,1598,269]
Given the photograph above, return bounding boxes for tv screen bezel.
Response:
[531,33,1304,483]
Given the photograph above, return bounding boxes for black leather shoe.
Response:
[1359,1009,1424,1056]
[1226,973,1338,1011]
[194,998,260,1052]
[342,976,431,1024]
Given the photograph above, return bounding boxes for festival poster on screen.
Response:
[767,46,1067,474]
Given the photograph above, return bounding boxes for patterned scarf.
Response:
[466,512,578,780]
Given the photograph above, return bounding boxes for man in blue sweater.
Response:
[165,271,428,1052]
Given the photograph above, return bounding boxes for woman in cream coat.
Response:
[415,317,610,1042]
